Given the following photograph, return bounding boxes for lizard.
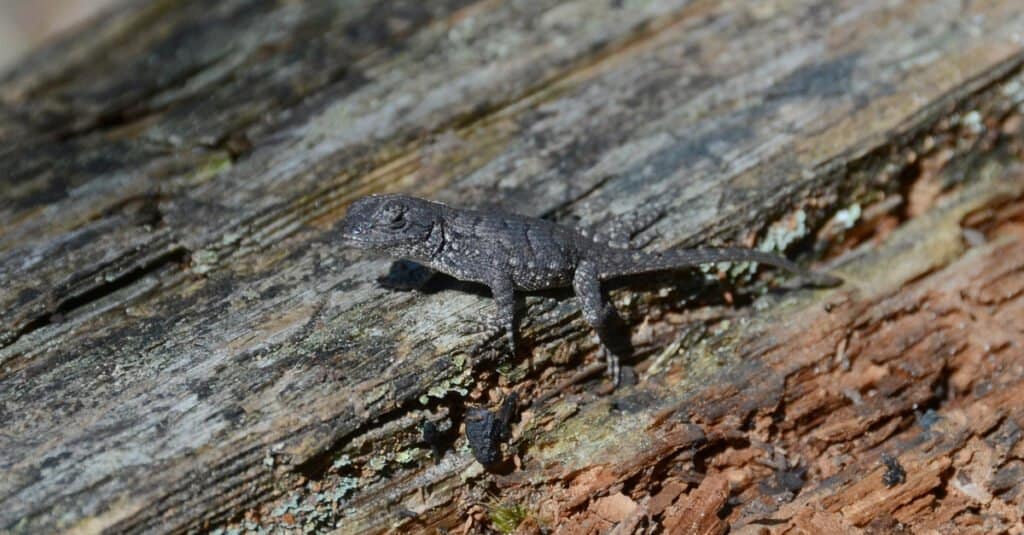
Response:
[339,194,842,383]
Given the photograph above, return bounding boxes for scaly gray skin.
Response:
[339,194,841,383]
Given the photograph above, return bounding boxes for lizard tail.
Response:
[596,246,842,287]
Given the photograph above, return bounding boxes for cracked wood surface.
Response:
[517,176,1024,534]
[1,0,1024,533]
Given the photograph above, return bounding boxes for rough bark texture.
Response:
[1,1,1023,533]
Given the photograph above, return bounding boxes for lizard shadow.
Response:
[378,259,490,297]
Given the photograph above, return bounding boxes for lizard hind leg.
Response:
[573,260,627,386]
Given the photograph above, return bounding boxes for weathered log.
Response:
[1,1,1023,533]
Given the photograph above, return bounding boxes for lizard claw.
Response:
[457,316,507,357]
[458,315,522,361]
[456,315,498,336]
[600,346,622,387]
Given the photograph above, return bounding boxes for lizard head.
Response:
[339,194,442,259]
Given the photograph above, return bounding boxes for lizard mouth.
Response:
[339,233,373,248]
[337,218,368,245]
[338,230,398,251]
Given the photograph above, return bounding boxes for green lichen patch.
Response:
[488,500,531,534]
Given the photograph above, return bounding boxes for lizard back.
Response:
[437,207,582,291]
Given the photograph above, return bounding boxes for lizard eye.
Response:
[378,200,408,230]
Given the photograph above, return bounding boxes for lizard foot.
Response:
[457,315,500,338]
[600,346,622,387]
[457,316,514,358]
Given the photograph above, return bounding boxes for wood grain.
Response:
[1,0,1023,532]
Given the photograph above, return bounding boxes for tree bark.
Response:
[1,1,1023,533]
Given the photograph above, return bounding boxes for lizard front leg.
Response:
[573,260,622,385]
[487,275,518,356]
